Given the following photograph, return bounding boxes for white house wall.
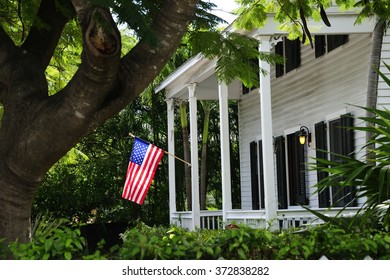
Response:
[239,33,372,210]
[378,32,390,107]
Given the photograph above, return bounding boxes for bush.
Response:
[118,222,390,260]
[1,215,109,260]
[2,220,389,260]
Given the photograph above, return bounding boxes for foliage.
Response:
[2,219,389,260]
[4,215,107,260]
[189,31,281,87]
[33,24,242,220]
[33,94,170,225]
[118,222,390,260]
[234,0,390,44]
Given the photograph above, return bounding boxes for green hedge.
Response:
[118,223,390,260]
[1,222,390,260]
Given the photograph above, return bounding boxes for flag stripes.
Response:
[122,138,164,204]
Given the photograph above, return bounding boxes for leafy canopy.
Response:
[234,0,390,43]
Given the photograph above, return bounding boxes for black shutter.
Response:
[314,35,326,58]
[327,35,349,52]
[285,38,301,73]
[315,121,330,207]
[341,113,357,206]
[341,113,354,157]
[275,41,284,78]
[329,117,344,207]
[296,131,307,205]
[287,132,307,205]
[275,136,288,209]
[250,141,260,210]
[258,140,265,209]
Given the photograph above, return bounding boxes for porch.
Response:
[171,208,360,231]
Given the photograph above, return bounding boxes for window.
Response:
[315,113,357,207]
[275,37,301,78]
[249,141,265,209]
[315,35,349,58]
[275,132,308,209]
[287,131,308,206]
[275,136,288,209]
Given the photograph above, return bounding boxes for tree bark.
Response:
[180,101,192,211]
[366,20,385,160]
[0,0,199,243]
[200,101,211,210]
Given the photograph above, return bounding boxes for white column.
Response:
[167,98,176,224]
[259,36,278,230]
[218,82,232,225]
[188,83,200,229]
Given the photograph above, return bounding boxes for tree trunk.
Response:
[200,101,211,210]
[0,0,199,244]
[366,20,385,160]
[180,101,192,210]
[0,168,36,243]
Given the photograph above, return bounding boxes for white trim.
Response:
[156,54,203,93]
[259,36,278,230]
[284,126,301,136]
[219,82,232,223]
[325,108,347,122]
[167,99,176,223]
[188,84,200,229]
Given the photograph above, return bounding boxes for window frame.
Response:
[275,126,309,209]
[249,140,265,210]
[315,110,357,208]
[275,37,301,78]
[315,34,349,58]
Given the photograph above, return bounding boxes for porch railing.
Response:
[171,207,361,230]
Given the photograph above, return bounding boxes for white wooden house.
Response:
[155,7,390,231]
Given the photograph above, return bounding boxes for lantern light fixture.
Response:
[298,126,311,146]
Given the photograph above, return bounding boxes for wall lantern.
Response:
[298,126,311,146]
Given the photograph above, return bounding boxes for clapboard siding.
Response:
[239,91,261,209]
[239,33,372,209]
[378,31,390,107]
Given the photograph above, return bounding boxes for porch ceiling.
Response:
[155,54,242,100]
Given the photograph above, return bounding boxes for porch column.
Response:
[218,82,232,225]
[188,83,200,229]
[166,98,176,224]
[259,36,278,230]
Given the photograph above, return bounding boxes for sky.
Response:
[209,0,239,24]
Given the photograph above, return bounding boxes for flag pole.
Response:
[128,133,191,166]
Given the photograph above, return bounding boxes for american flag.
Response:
[122,137,164,204]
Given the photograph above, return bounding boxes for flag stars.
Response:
[130,139,149,165]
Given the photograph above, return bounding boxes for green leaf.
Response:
[42,253,50,260]
[196,251,203,259]
[205,246,214,256]
[65,238,72,248]
[64,251,72,260]
[237,248,246,259]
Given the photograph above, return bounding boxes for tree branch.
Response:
[22,0,74,70]
[0,27,18,85]
[0,83,6,104]
[58,3,121,117]
[118,0,199,103]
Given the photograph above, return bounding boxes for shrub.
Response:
[118,222,390,260]
[2,215,109,260]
